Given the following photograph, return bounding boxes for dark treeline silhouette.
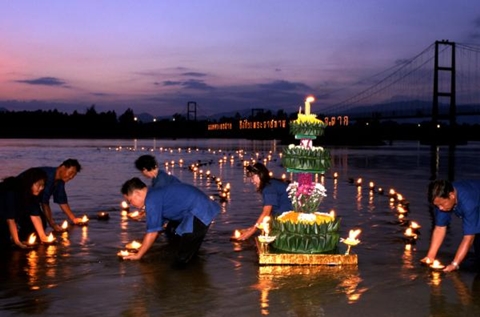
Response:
[1,105,480,145]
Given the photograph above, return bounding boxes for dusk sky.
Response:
[1,1,479,118]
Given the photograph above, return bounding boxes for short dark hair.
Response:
[121,177,147,195]
[61,159,82,172]
[135,155,158,171]
[428,179,454,203]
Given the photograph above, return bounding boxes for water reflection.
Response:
[255,265,363,316]
[1,139,480,316]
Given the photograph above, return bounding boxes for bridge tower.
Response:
[187,101,197,121]
[432,40,456,128]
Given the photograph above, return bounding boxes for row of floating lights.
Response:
[351,177,444,270]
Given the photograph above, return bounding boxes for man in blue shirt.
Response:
[120,177,220,266]
[421,180,480,272]
[39,159,83,231]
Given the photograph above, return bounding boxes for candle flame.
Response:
[306,96,315,103]
[81,215,89,223]
[329,210,335,219]
[121,201,129,209]
[46,232,55,242]
[28,233,37,245]
[117,250,129,257]
[410,221,421,229]
[349,229,361,240]
[61,220,68,230]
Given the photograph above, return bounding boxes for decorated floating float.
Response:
[256,96,360,266]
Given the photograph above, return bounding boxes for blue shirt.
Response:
[145,183,220,235]
[151,170,181,189]
[262,179,293,216]
[435,180,480,235]
[38,167,68,205]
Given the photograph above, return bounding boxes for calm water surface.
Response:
[1,138,480,317]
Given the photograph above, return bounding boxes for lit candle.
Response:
[234,230,241,239]
[305,96,315,115]
[27,233,37,245]
[430,260,445,270]
[61,220,69,230]
[121,201,129,210]
[125,240,142,251]
[97,211,110,220]
[117,250,130,257]
[45,232,55,243]
[410,221,421,230]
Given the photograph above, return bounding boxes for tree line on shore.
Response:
[1,106,479,145]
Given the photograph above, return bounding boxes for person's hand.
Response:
[238,226,257,241]
[14,241,29,249]
[51,223,63,232]
[443,262,459,272]
[72,217,85,225]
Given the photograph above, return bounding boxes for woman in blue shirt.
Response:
[0,168,48,248]
[238,162,292,240]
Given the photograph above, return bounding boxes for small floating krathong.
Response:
[341,229,362,255]
[43,232,56,244]
[117,250,131,258]
[257,216,276,244]
[125,240,142,252]
[77,215,89,226]
[430,260,445,271]
[97,211,110,220]
[27,233,37,246]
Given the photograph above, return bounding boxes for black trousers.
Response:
[175,216,210,265]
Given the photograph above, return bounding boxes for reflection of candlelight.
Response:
[404,228,417,238]
[410,221,421,230]
[28,233,37,245]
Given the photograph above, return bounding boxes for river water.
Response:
[1,138,480,317]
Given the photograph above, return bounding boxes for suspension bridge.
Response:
[320,40,480,124]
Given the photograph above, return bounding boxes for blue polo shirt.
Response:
[145,183,220,235]
[151,170,181,189]
[38,167,68,205]
[435,180,480,235]
[262,179,293,216]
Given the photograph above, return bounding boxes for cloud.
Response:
[181,79,215,90]
[258,80,311,91]
[15,77,67,87]
[181,72,207,77]
[162,80,182,86]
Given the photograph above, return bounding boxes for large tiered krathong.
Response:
[271,98,340,254]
